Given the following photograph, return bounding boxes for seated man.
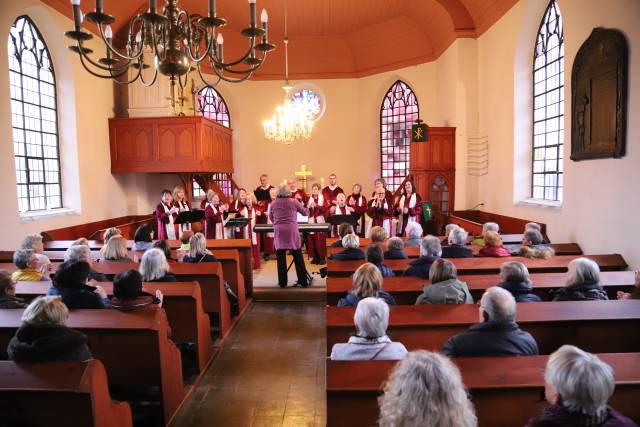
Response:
[441,227,474,258]
[331,223,354,248]
[384,237,407,259]
[366,244,395,277]
[403,235,441,279]
[442,286,539,357]
[329,234,365,260]
[513,228,555,259]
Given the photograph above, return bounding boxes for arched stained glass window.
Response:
[380,80,419,193]
[532,1,564,201]
[290,88,322,120]
[8,16,62,212]
[198,86,230,128]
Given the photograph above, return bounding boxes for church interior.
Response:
[0,0,639,426]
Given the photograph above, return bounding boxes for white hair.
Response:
[499,261,531,284]
[544,345,615,420]
[139,248,170,281]
[64,245,92,263]
[342,233,360,249]
[405,222,423,240]
[420,235,442,257]
[524,229,544,245]
[449,227,469,245]
[566,258,600,287]
[13,250,34,270]
[276,185,292,198]
[379,350,477,427]
[21,233,43,251]
[482,222,499,233]
[387,237,404,251]
[354,297,389,338]
[444,223,460,237]
[480,286,516,322]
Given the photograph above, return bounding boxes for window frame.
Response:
[197,85,231,128]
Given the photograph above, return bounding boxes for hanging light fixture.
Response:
[64,0,276,92]
[262,0,314,145]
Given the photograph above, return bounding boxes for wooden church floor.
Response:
[252,254,327,302]
[172,301,327,427]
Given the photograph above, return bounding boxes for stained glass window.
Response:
[380,80,419,192]
[192,174,233,199]
[532,1,564,201]
[8,16,62,213]
[198,86,230,128]
[290,89,321,120]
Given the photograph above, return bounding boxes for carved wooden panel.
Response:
[571,28,628,160]
[158,125,196,160]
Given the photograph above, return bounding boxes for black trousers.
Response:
[276,248,308,287]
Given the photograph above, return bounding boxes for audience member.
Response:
[140,248,176,282]
[441,223,460,245]
[370,226,389,248]
[384,237,407,259]
[337,263,395,307]
[378,350,477,427]
[478,230,511,257]
[48,261,109,309]
[102,227,121,244]
[526,345,638,427]
[366,244,395,277]
[11,250,48,282]
[331,223,354,248]
[442,227,474,258]
[471,222,500,246]
[100,235,133,263]
[415,259,473,305]
[21,233,51,267]
[404,222,423,247]
[63,244,108,282]
[153,240,174,261]
[331,297,406,360]
[403,235,441,279]
[72,237,89,246]
[0,270,27,308]
[552,258,608,301]
[515,229,555,259]
[111,269,163,311]
[182,233,217,263]
[524,222,550,243]
[442,287,539,357]
[7,296,92,363]
[132,224,154,251]
[329,234,365,260]
[498,261,541,302]
[617,271,640,300]
[179,230,193,251]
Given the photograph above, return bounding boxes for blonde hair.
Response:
[101,235,129,260]
[429,259,458,283]
[189,232,210,258]
[245,192,257,205]
[173,185,186,201]
[21,296,69,326]
[379,350,477,427]
[206,190,216,203]
[103,227,121,243]
[371,226,388,243]
[483,231,503,248]
[352,263,383,298]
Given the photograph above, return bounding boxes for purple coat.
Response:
[269,197,309,250]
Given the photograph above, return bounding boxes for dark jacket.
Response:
[384,249,408,259]
[330,248,365,261]
[403,255,439,279]
[337,290,396,307]
[552,281,609,301]
[374,263,395,277]
[330,240,343,248]
[441,244,474,258]
[0,295,28,308]
[442,321,539,357]
[48,285,107,309]
[526,404,638,427]
[148,273,177,282]
[499,280,542,302]
[111,294,160,311]
[7,325,92,363]
[88,269,108,282]
[183,253,217,263]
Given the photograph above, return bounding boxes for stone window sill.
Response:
[19,208,78,222]
[517,198,562,209]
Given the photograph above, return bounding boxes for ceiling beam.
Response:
[434,0,476,36]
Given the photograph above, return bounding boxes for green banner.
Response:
[422,201,433,221]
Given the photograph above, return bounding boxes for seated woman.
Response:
[111,269,163,311]
[514,229,555,259]
[526,345,637,427]
[140,249,176,282]
[48,261,109,309]
[441,223,460,245]
[329,234,365,260]
[524,222,550,244]
[384,237,407,259]
[370,226,389,248]
[338,263,395,307]
[403,235,441,279]
[179,230,193,252]
[552,258,608,301]
[21,233,51,269]
[63,245,107,282]
[0,270,27,308]
[132,224,154,251]
[182,232,217,263]
[378,351,477,427]
[441,228,474,258]
[330,223,354,248]
[498,261,541,302]
[478,230,511,257]
[153,240,174,261]
[617,271,640,300]
[366,244,395,277]
[102,227,121,244]
[471,222,499,246]
[7,296,92,363]
[100,235,133,263]
[11,250,48,282]
[415,259,473,305]
[403,222,423,247]
[331,297,406,360]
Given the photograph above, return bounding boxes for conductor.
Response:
[269,185,310,288]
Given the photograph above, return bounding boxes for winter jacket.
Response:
[526,404,638,427]
[441,244,474,258]
[515,244,555,259]
[337,290,396,307]
[374,263,395,277]
[0,295,28,309]
[552,281,609,301]
[7,325,92,363]
[402,255,439,279]
[499,280,542,302]
[415,279,473,305]
[442,320,539,357]
[478,246,511,257]
[47,285,108,309]
[329,248,365,261]
[330,335,408,361]
[384,249,408,259]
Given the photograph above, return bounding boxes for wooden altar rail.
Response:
[40,215,154,242]
[445,210,547,237]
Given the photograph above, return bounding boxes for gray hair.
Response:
[544,345,615,419]
[13,249,34,270]
[406,222,423,240]
[21,233,43,251]
[420,235,442,257]
[525,222,542,232]
[387,237,404,251]
[480,286,517,322]
[354,297,389,338]
[72,237,89,246]
[444,223,460,237]
[449,227,468,245]
[378,350,477,427]
[499,261,531,284]
[342,233,360,249]
[276,185,292,198]
[566,258,600,287]
[524,229,544,245]
[189,233,210,258]
[429,259,457,283]
[482,222,499,233]
[21,296,68,326]
[64,245,92,264]
[140,248,171,281]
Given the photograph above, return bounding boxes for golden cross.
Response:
[294,164,313,192]
[413,127,424,140]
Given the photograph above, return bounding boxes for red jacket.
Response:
[478,246,511,257]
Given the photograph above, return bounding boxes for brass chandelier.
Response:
[64,0,276,90]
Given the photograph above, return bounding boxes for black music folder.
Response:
[175,210,204,225]
[328,214,359,227]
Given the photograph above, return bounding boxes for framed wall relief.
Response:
[571,28,628,160]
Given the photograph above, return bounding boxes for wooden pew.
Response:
[326,271,636,304]
[327,353,640,427]
[0,360,133,427]
[326,254,627,277]
[326,234,529,246]
[326,300,640,354]
[0,309,183,424]
[14,281,213,373]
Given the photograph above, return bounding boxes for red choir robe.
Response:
[395,192,423,236]
[263,199,276,257]
[322,185,344,211]
[254,185,273,249]
[229,200,246,239]
[306,194,328,262]
[346,193,367,237]
[371,189,394,207]
[330,203,355,237]
[173,199,191,233]
[156,202,179,240]
[204,202,225,239]
[366,198,394,237]
[241,206,262,269]
[290,189,309,205]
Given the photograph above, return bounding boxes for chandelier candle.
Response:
[71,0,82,32]
[261,9,268,42]
[208,0,216,17]
[216,34,224,63]
[249,0,257,28]
[95,0,103,13]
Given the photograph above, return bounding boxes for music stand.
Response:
[328,214,359,228]
[175,210,204,225]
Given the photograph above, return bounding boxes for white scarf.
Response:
[243,207,258,244]
[176,200,191,232]
[205,202,225,239]
[161,202,176,240]
[309,194,325,223]
[397,193,418,236]
[365,199,391,237]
